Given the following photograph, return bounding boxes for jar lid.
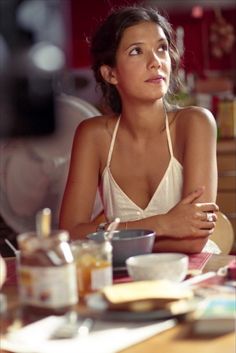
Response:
[17,230,70,252]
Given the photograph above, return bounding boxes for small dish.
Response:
[126,253,189,282]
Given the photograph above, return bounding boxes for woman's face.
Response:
[105,21,171,105]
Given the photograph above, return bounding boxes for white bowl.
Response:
[126,253,189,282]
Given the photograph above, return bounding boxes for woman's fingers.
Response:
[200,220,216,229]
[196,203,219,212]
[196,203,219,224]
[197,211,218,222]
[196,227,215,236]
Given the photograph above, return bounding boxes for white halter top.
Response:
[99,114,183,222]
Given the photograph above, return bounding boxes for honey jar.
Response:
[71,240,112,299]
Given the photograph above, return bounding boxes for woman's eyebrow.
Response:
[124,37,168,51]
[124,42,143,51]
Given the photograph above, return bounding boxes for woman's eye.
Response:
[129,47,142,56]
[158,44,168,52]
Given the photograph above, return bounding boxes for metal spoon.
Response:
[105,217,120,241]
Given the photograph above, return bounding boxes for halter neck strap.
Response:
[106,117,120,167]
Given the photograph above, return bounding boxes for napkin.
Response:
[188,252,212,271]
[1,316,177,353]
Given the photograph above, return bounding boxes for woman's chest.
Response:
[107,142,172,208]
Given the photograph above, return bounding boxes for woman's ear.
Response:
[100,65,118,85]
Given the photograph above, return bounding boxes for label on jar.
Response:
[18,263,78,308]
[91,265,112,290]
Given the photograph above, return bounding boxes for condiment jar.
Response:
[71,239,113,300]
[17,230,78,315]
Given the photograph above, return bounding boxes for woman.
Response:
[60,6,219,253]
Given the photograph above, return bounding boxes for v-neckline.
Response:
[106,155,174,211]
[102,107,179,211]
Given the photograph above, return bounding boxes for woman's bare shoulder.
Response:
[74,114,116,141]
[77,114,108,131]
[175,106,217,133]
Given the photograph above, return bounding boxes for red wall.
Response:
[68,0,236,77]
[69,0,134,68]
[168,8,236,76]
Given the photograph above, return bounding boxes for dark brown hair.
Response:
[90,5,181,114]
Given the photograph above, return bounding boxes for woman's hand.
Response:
[160,187,219,238]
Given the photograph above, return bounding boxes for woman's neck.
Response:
[120,100,166,138]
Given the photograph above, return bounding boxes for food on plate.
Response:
[101,280,193,311]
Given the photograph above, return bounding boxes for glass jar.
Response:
[71,240,112,300]
[17,230,78,315]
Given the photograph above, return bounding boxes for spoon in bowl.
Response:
[105,217,120,242]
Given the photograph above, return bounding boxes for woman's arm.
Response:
[161,107,218,252]
[120,187,218,253]
[154,107,219,236]
[59,118,104,238]
[116,107,219,253]
[180,106,218,202]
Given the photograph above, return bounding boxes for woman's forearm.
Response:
[60,215,162,241]
[65,217,209,253]
[153,236,209,253]
[60,221,99,240]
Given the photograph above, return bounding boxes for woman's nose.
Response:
[148,51,161,69]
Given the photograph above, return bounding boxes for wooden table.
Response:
[1,254,235,353]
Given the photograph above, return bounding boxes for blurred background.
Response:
[0,0,235,255]
[69,0,236,109]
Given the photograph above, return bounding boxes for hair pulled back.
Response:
[90,6,181,114]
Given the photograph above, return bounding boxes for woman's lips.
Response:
[145,76,165,83]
